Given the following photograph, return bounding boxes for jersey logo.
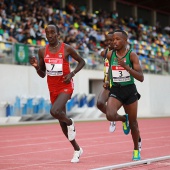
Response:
[59,53,62,58]
[46,54,50,58]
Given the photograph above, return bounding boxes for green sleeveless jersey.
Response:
[109,49,134,87]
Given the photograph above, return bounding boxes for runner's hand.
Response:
[103,81,109,90]
[117,58,126,68]
[63,73,73,84]
[30,56,38,67]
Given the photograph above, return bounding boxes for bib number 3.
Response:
[119,71,123,77]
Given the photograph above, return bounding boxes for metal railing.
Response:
[0,41,170,75]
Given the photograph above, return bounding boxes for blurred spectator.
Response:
[0,0,169,74]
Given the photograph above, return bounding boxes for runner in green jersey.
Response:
[105,30,144,161]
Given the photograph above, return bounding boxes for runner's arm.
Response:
[119,51,144,82]
[35,48,46,78]
[65,44,85,78]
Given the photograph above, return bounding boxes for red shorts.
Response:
[50,88,73,104]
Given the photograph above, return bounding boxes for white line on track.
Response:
[0,127,169,143]
[90,155,170,170]
[1,147,170,170]
[0,135,170,150]
[0,139,169,158]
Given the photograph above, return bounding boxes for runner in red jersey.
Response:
[44,42,75,104]
[30,24,85,163]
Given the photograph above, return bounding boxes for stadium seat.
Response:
[87,94,95,107]
[27,39,32,44]
[32,39,37,45]
[41,40,46,46]
[37,40,41,46]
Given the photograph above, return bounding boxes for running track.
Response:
[0,118,170,170]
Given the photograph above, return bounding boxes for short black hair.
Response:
[114,29,128,38]
[47,22,60,33]
[107,31,114,35]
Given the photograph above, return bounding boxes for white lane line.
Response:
[0,124,170,139]
[0,127,169,143]
[90,155,170,170]
[1,148,170,170]
[0,132,170,149]
[0,139,169,158]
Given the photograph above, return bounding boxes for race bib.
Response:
[112,66,130,82]
[44,58,63,76]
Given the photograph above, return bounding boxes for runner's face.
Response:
[105,34,112,49]
[112,32,126,50]
[45,26,58,44]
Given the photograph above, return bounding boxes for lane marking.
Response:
[90,155,170,170]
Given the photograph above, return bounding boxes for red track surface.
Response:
[0,118,170,170]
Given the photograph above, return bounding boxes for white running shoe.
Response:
[67,118,76,141]
[71,148,83,163]
[138,138,142,152]
[109,121,116,133]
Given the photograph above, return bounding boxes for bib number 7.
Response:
[51,64,55,70]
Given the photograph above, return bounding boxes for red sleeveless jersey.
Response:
[44,43,74,92]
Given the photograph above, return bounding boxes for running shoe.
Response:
[122,114,130,135]
[132,150,141,161]
[67,118,76,141]
[109,121,116,133]
[71,148,83,163]
[138,137,142,152]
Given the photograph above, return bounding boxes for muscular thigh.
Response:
[97,88,109,103]
[51,93,72,112]
[107,97,122,113]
